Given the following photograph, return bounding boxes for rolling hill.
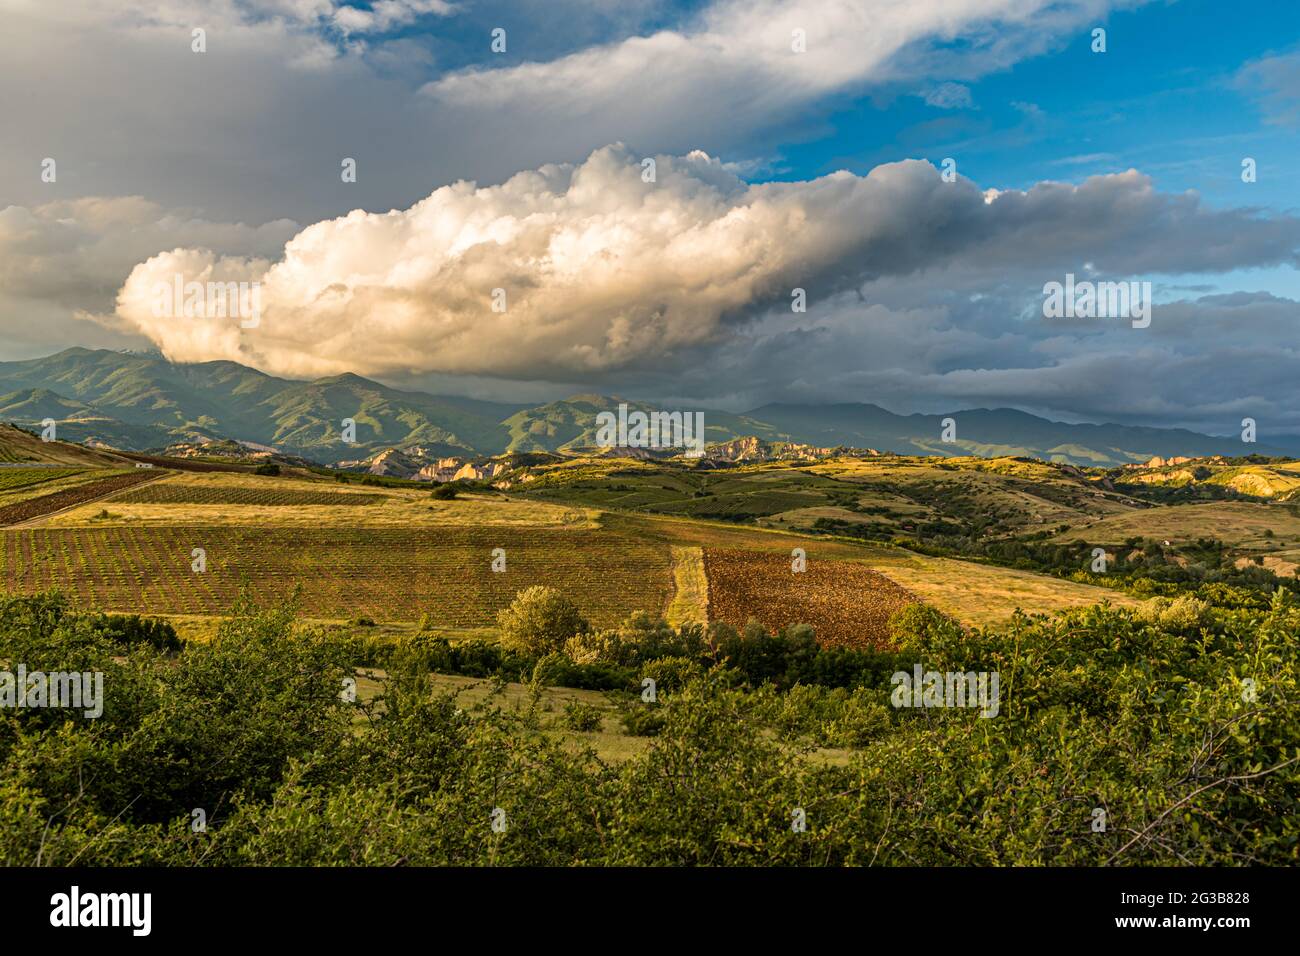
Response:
[0,348,1291,467]
[0,422,134,466]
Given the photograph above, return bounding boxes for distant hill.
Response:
[0,348,1290,467]
[0,349,521,463]
[747,403,1291,466]
[0,421,133,467]
[500,395,779,453]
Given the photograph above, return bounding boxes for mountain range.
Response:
[0,348,1289,467]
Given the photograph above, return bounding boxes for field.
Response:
[516,454,1146,540]
[616,511,1138,628]
[1048,500,1300,552]
[0,470,160,525]
[0,467,85,492]
[43,470,598,529]
[113,483,388,507]
[703,547,918,649]
[0,447,1165,635]
[0,524,673,625]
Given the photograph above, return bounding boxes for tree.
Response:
[496,586,587,656]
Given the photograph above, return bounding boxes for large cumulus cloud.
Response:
[104,144,1300,385]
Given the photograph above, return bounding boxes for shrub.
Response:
[1135,594,1212,632]
[563,612,708,666]
[639,656,704,694]
[531,652,570,686]
[564,628,626,665]
[715,619,819,689]
[619,703,667,736]
[93,614,182,652]
[431,483,458,500]
[254,462,281,476]
[821,689,891,748]
[888,603,961,654]
[562,701,603,732]
[497,586,588,657]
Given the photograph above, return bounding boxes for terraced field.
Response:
[0,525,673,625]
[0,467,85,493]
[703,547,919,649]
[113,484,387,507]
[0,470,160,526]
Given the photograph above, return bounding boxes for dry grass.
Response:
[665,545,709,627]
[1048,501,1300,551]
[883,556,1142,627]
[46,471,600,529]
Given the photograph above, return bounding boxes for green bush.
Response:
[2,587,1297,866]
[619,703,667,737]
[639,656,704,694]
[93,613,182,652]
[497,586,588,657]
[562,701,603,732]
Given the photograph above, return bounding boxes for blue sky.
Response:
[776,0,1298,200]
[334,0,1300,301]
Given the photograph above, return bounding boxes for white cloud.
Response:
[923,82,975,109]
[1238,49,1300,127]
[424,0,1124,153]
[96,145,1300,388]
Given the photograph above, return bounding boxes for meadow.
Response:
[0,459,1148,634]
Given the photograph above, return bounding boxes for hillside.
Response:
[0,421,133,466]
[748,403,1289,465]
[0,349,520,462]
[1111,455,1300,501]
[500,395,781,454]
[1,348,1293,467]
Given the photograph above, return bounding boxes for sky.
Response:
[1,0,1298,438]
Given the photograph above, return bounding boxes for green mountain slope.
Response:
[500,395,782,453]
[0,349,519,463]
[0,349,1289,467]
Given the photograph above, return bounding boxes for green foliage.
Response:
[496,586,589,657]
[889,603,961,655]
[618,702,667,737]
[563,611,709,667]
[2,585,1296,866]
[561,701,603,732]
[638,656,704,694]
[1134,594,1213,633]
[253,463,281,476]
[92,613,182,652]
[431,483,459,500]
